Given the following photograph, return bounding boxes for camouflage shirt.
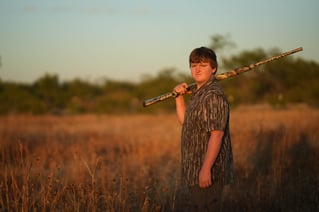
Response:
[181,77,234,186]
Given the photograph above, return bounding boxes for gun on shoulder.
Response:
[143,47,303,107]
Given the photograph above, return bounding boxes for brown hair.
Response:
[189,47,218,70]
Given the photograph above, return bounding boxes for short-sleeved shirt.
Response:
[181,77,234,187]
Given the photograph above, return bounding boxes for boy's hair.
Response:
[189,47,218,70]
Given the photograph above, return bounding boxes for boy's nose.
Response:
[195,66,201,72]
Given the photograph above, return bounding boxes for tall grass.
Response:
[1,106,318,211]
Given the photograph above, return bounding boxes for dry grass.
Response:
[1,106,319,211]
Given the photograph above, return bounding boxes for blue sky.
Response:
[0,0,318,83]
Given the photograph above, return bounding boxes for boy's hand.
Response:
[199,168,212,188]
[174,83,191,96]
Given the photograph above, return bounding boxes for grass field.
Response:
[1,105,319,211]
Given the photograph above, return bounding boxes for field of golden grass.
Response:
[1,105,319,211]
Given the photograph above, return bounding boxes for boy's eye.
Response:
[191,64,198,68]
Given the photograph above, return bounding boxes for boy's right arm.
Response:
[174,83,189,125]
[175,95,186,124]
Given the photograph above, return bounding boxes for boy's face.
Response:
[190,61,216,85]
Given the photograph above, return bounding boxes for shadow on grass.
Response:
[222,127,319,212]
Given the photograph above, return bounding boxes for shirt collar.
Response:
[191,76,216,95]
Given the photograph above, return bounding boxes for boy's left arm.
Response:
[199,130,224,188]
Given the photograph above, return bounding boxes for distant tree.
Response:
[0,82,45,114]
[219,47,319,107]
[95,79,136,113]
[32,74,65,113]
[208,34,236,73]
[209,34,236,52]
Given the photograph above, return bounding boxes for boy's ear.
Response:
[212,67,217,74]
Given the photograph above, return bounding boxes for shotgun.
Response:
[143,47,303,107]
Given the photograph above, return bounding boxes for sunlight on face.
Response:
[190,62,216,86]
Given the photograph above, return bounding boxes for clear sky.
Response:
[1,0,318,83]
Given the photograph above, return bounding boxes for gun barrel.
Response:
[142,92,176,107]
[143,47,303,107]
[216,47,303,81]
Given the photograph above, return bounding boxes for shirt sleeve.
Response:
[204,93,229,132]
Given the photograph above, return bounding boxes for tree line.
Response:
[1,37,318,115]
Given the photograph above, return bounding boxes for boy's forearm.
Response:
[175,96,186,125]
[201,131,224,171]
